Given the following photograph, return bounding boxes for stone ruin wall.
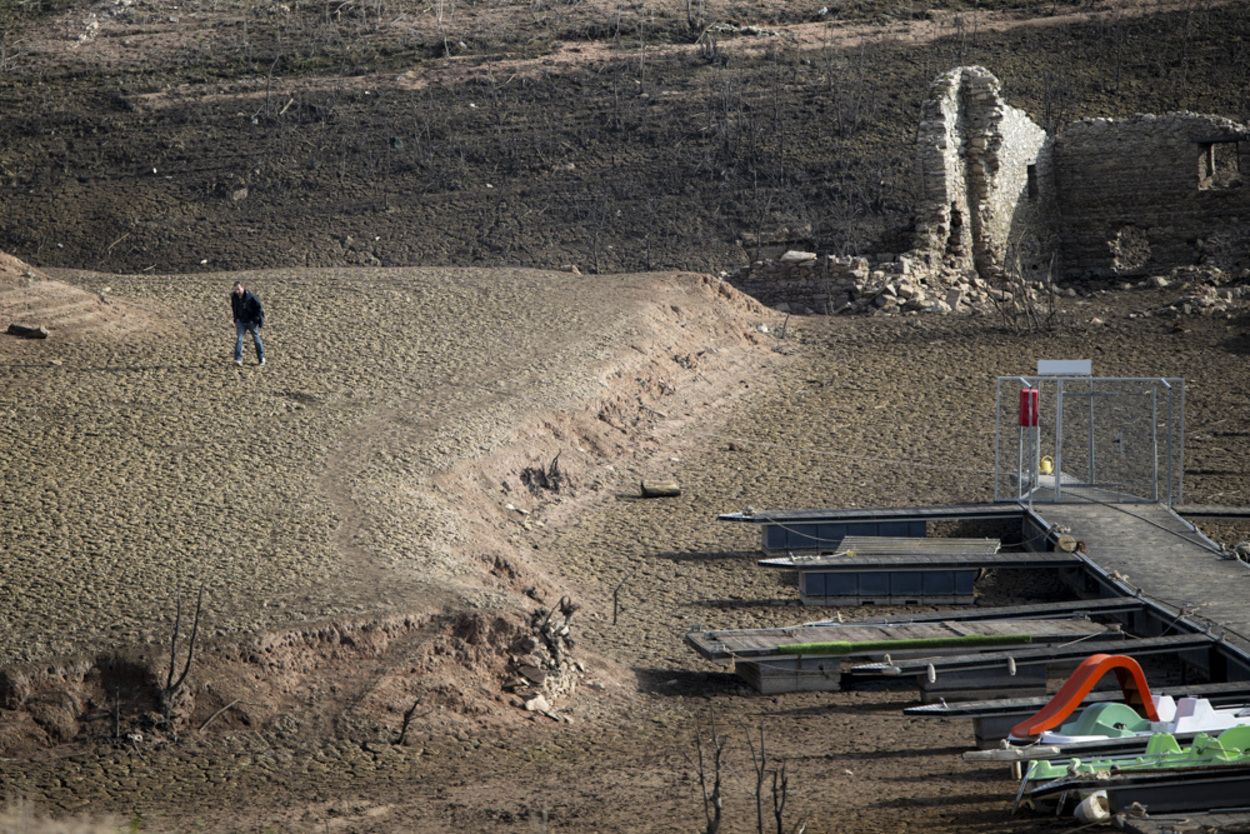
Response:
[727,67,1250,317]
[723,252,868,315]
[913,69,1250,283]
[913,69,972,267]
[913,66,1057,282]
[975,81,1056,280]
[1055,114,1250,278]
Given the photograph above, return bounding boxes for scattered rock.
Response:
[640,479,681,498]
[779,250,816,264]
[517,665,547,685]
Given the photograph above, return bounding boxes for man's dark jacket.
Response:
[232,290,265,327]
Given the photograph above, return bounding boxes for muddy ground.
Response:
[1,267,1248,833]
[1,0,1250,832]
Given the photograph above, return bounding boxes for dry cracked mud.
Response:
[1,265,1247,833]
[2,0,1250,831]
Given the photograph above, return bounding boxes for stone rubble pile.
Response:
[1146,266,1250,317]
[725,249,1055,317]
[503,597,581,720]
[727,250,1250,320]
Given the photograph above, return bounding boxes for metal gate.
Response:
[994,375,1184,505]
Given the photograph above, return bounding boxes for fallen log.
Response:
[6,323,48,339]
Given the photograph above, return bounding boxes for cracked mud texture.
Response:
[2,281,1247,833]
[2,0,1250,831]
[0,266,764,666]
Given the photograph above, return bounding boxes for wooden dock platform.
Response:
[803,596,1145,627]
[1176,505,1250,519]
[761,550,1078,572]
[1121,810,1250,834]
[702,495,1250,696]
[687,618,1108,662]
[759,535,1080,606]
[718,503,1025,524]
[688,618,1111,694]
[766,536,1003,558]
[1027,501,1250,655]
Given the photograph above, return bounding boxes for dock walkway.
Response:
[1027,500,1250,649]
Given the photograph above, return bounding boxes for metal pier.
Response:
[1026,499,1250,668]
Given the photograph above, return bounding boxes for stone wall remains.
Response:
[733,67,1250,319]
[1054,113,1250,277]
[723,250,865,314]
[912,67,1057,282]
[913,69,973,268]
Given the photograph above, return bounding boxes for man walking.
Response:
[230,281,266,366]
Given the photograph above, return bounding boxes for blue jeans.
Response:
[234,321,265,363]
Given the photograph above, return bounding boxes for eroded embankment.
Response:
[0,267,779,754]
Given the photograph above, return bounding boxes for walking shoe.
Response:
[259,358,266,367]
[234,358,243,366]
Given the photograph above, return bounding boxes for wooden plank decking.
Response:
[790,536,1003,555]
[1121,811,1250,834]
[804,596,1144,627]
[761,551,1078,571]
[1028,501,1250,650]
[1177,505,1250,519]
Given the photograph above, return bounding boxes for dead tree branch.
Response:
[748,721,767,834]
[161,585,205,733]
[771,761,789,834]
[393,698,422,745]
[695,718,727,834]
[198,699,240,733]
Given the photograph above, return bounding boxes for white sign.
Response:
[1037,359,1093,376]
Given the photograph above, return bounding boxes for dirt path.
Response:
[316,403,405,590]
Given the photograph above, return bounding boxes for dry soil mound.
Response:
[0,265,775,753]
[0,252,157,342]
